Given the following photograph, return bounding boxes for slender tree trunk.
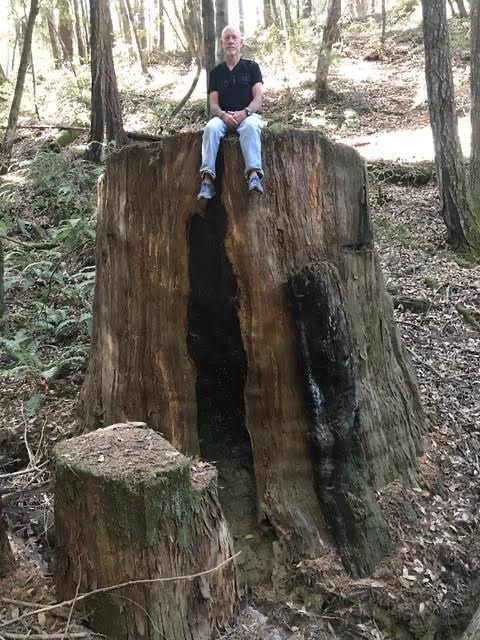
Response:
[2,0,39,158]
[0,63,7,84]
[381,0,386,43]
[117,0,133,45]
[271,0,283,28]
[215,0,228,63]
[421,0,480,251]
[202,0,216,92]
[280,0,294,38]
[448,0,458,15]
[264,0,273,26]
[80,0,90,53]
[85,0,127,161]
[125,0,148,73]
[455,0,469,16]
[85,0,104,162]
[73,0,87,62]
[159,0,165,51]
[99,0,128,145]
[135,0,148,50]
[302,0,312,18]
[44,11,61,67]
[57,0,74,63]
[471,0,480,202]
[238,0,245,34]
[315,0,341,99]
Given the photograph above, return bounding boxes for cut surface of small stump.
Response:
[54,423,238,640]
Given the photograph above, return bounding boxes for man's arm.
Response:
[248,82,263,114]
[229,82,263,125]
[209,91,238,127]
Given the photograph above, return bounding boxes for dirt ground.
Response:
[1,16,480,640]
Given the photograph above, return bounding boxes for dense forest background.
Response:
[0,0,480,639]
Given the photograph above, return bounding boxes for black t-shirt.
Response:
[208,58,263,112]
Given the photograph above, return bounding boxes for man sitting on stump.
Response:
[198,25,264,199]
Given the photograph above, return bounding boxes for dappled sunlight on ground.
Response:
[339,115,471,162]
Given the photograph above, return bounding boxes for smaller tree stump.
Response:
[54,424,239,640]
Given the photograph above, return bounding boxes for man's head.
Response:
[221,26,244,60]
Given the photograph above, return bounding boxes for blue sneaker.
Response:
[248,174,264,194]
[197,180,216,200]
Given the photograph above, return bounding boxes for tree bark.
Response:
[135,0,148,50]
[2,0,39,159]
[264,0,273,26]
[421,0,480,251]
[45,11,61,68]
[85,0,104,162]
[159,0,165,51]
[239,0,245,33]
[0,62,7,85]
[202,0,216,91]
[215,0,228,63]
[72,0,87,62]
[54,423,238,640]
[85,0,127,161]
[57,0,74,63]
[454,0,469,16]
[117,0,133,46]
[471,0,480,203]
[125,0,148,73]
[302,0,312,18]
[315,0,341,99]
[78,130,425,577]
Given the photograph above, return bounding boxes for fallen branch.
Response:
[0,597,52,609]
[0,462,48,480]
[0,552,241,629]
[2,480,54,504]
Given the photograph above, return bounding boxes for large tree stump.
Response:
[54,423,238,640]
[78,129,425,577]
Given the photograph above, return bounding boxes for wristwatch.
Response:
[245,107,252,117]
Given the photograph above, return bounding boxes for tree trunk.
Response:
[117,0,133,46]
[125,0,148,73]
[2,0,39,159]
[280,0,294,38]
[264,0,273,26]
[57,0,74,63]
[80,0,90,53]
[78,130,425,577]
[215,0,228,63]
[0,62,7,84]
[381,0,386,43]
[85,0,104,162]
[454,0,469,16]
[54,423,238,640]
[302,0,312,18]
[45,11,61,68]
[202,0,216,90]
[135,0,148,50]
[72,0,87,62]
[159,0,165,51]
[315,0,341,99]
[85,0,127,161]
[421,0,480,251]
[238,0,245,35]
[448,0,458,14]
[471,0,480,203]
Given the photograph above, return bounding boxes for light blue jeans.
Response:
[200,113,264,180]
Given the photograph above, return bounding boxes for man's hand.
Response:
[221,112,239,128]
[229,110,247,125]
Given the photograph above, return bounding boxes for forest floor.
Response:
[1,13,480,640]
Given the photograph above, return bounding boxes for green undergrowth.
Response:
[0,150,102,390]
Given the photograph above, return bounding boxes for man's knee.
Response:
[241,116,263,134]
[204,117,225,135]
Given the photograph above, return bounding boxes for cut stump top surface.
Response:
[54,423,205,480]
